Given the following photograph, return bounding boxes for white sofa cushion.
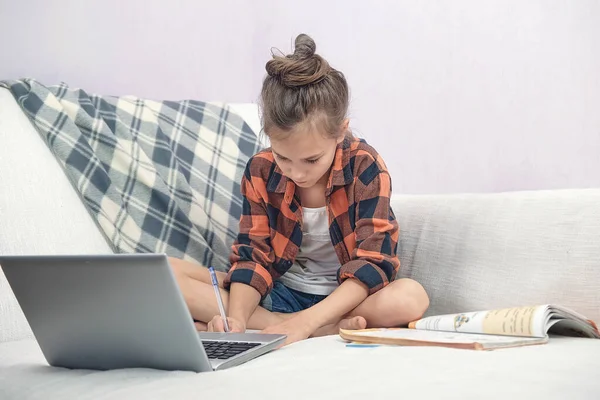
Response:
[229,103,262,136]
[0,335,598,398]
[0,88,114,257]
[0,87,113,343]
[391,188,600,323]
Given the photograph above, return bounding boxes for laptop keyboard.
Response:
[202,340,261,360]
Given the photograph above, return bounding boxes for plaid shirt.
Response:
[223,134,400,299]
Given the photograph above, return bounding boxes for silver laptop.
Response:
[0,253,286,372]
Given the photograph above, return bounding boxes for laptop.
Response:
[0,253,286,372]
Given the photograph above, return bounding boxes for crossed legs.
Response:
[169,257,430,335]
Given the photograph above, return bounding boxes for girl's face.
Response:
[269,122,346,189]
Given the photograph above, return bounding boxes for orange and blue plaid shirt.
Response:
[223,134,400,299]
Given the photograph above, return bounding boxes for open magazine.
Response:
[407,304,600,339]
[339,305,599,351]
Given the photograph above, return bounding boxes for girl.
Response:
[171,34,429,345]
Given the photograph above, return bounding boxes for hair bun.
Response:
[292,34,316,59]
[266,33,331,88]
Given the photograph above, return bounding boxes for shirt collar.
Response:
[266,134,354,195]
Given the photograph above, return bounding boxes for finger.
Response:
[226,318,240,332]
[207,320,215,332]
[194,321,207,331]
[212,317,225,332]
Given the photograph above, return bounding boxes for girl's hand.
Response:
[207,315,246,333]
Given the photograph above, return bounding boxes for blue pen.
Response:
[208,267,230,332]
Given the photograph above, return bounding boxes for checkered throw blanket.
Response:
[1,79,262,271]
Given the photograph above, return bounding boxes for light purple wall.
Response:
[0,0,261,102]
[1,0,599,194]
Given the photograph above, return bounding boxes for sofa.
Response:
[1,85,599,399]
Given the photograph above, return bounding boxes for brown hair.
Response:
[260,34,349,140]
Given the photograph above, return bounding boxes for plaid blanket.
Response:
[1,78,262,272]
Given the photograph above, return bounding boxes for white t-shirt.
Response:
[278,206,340,295]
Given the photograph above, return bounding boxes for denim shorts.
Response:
[261,281,327,313]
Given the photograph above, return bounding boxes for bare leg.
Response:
[311,278,430,337]
[170,258,429,336]
[169,258,283,330]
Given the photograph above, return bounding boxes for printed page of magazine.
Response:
[410,305,550,338]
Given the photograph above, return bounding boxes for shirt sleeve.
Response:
[337,169,400,295]
[223,165,274,299]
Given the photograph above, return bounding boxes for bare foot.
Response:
[312,316,367,337]
[339,316,367,331]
